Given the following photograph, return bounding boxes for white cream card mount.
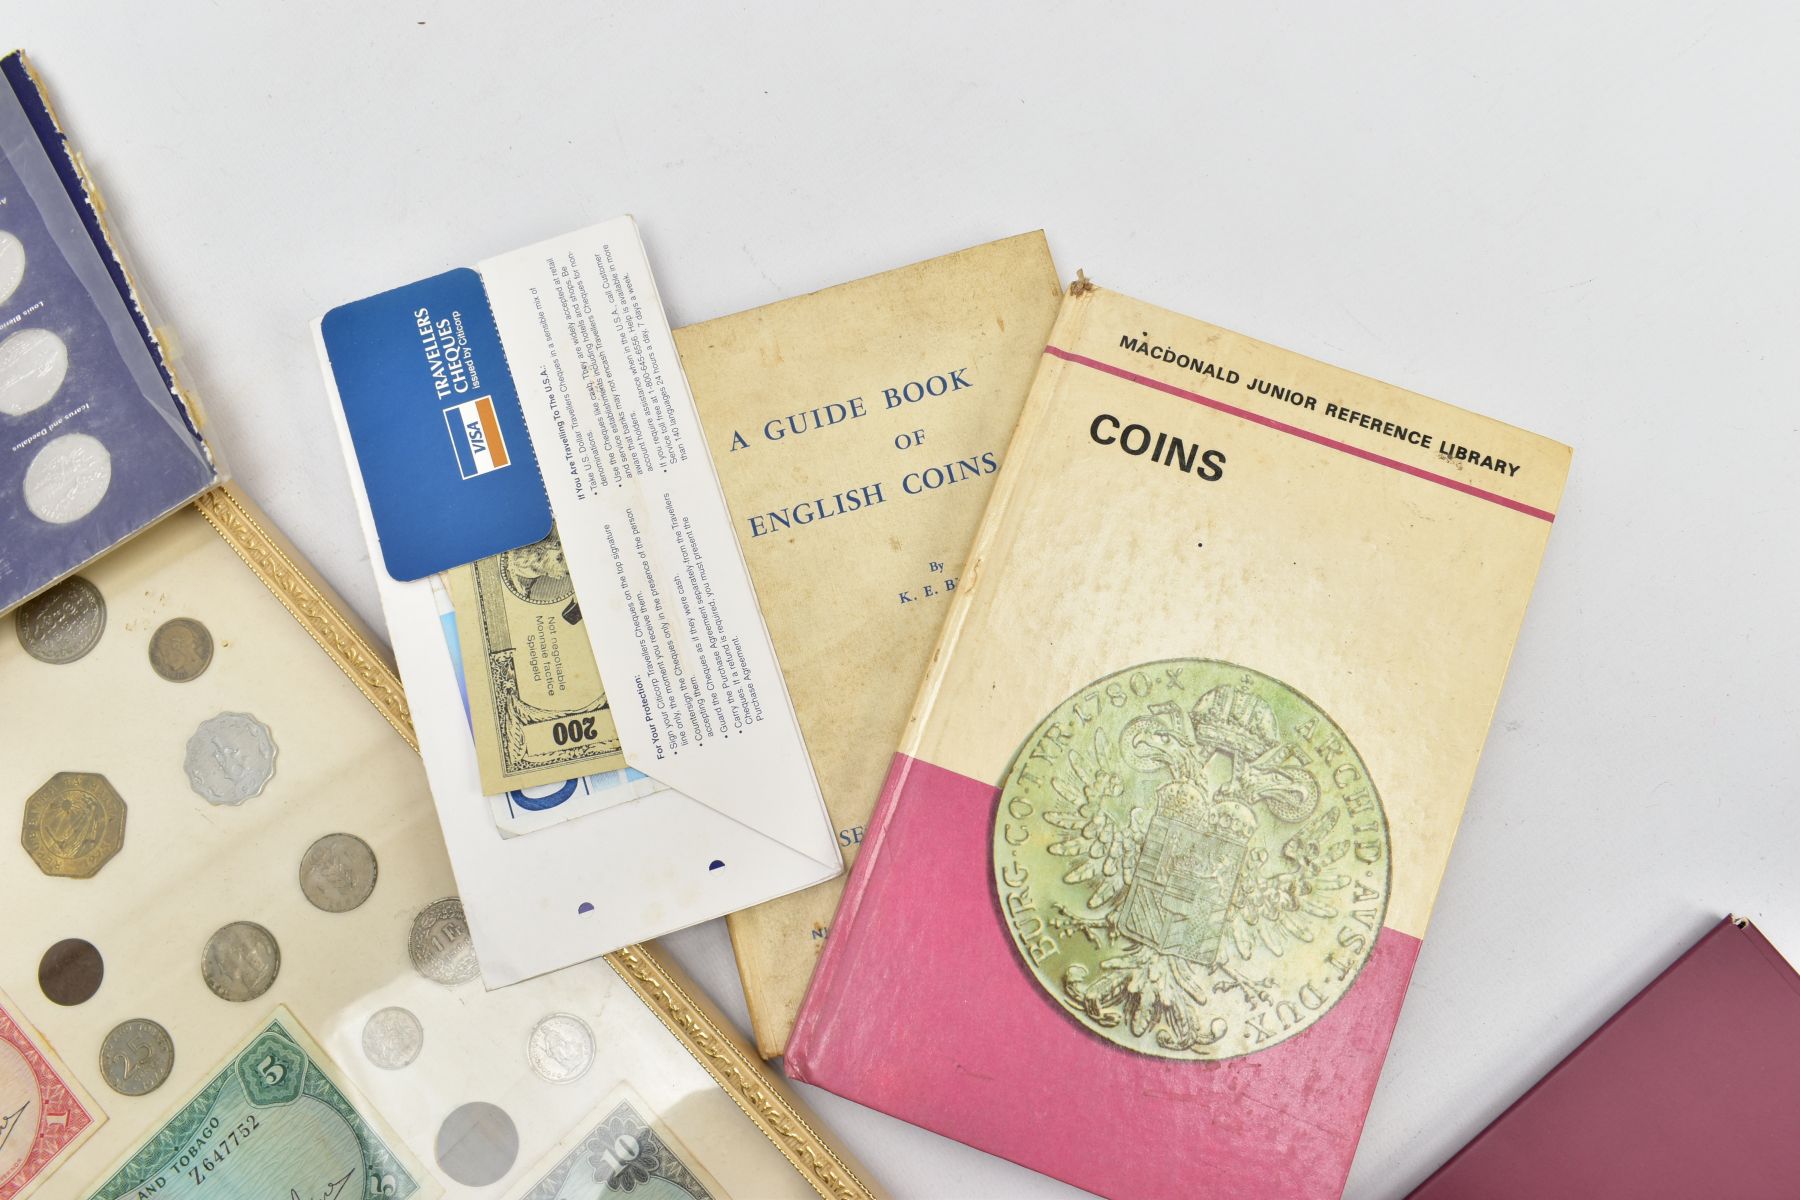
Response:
[318,217,841,986]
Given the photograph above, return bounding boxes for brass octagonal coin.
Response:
[21,771,126,879]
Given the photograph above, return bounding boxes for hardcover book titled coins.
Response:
[785,283,1572,1199]
[674,232,1062,1056]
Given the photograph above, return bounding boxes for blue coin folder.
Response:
[0,51,221,615]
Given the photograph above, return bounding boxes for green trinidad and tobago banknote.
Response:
[87,1007,436,1200]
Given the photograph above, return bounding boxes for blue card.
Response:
[321,268,550,580]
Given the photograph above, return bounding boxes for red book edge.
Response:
[1407,914,1800,1195]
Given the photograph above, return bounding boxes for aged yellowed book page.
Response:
[675,233,1062,1056]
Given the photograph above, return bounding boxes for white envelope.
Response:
[317,217,841,987]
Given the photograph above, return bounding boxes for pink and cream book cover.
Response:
[785,283,1571,1199]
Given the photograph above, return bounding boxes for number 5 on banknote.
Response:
[85,1007,436,1200]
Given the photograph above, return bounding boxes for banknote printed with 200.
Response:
[447,527,630,795]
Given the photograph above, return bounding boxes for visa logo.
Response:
[443,394,511,479]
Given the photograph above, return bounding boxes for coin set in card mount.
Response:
[1,505,841,1198]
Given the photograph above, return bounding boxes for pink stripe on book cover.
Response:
[1043,345,1557,523]
[788,752,1424,1200]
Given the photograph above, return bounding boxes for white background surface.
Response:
[10,4,1797,1196]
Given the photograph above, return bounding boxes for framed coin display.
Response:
[0,485,879,1200]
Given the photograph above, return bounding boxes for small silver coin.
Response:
[149,617,213,682]
[14,575,104,664]
[201,921,281,1003]
[298,832,379,913]
[362,1006,424,1071]
[99,1018,174,1096]
[183,712,277,806]
[526,1012,595,1084]
[409,897,480,986]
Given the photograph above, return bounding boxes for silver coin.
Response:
[298,832,379,913]
[409,897,479,985]
[526,1012,595,1083]
[99,1018,174,1096]
[362,1006,424,1070]
[14,575,104,664]
[24,432,111,524]
[201,921,280,1003]
[183,712,277,806]
[0,230,25,307]
[0,327,68,417]
[149,617,213,682]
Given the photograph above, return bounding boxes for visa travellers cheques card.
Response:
[317,216,841,986]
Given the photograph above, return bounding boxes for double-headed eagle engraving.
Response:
[1044,681,1356,1052]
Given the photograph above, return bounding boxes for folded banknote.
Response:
[446,527,628,793]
